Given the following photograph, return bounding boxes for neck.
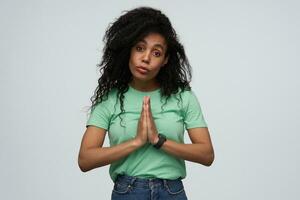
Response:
[129,79,160,92]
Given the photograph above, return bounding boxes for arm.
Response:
[145,96,214,166]
[159,127,214,166]
[78,97,148,172]
[77,126,143,172]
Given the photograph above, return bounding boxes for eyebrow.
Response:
[138,39,166,51]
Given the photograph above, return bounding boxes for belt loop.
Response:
[129,176,136,187]
[163,179,168,188]
[114,174,121,183]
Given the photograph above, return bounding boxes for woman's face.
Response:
[128,32,169,84]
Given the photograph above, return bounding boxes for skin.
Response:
[128,32,168,92]
[78,33,214,172]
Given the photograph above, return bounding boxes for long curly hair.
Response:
[89,6,192,122]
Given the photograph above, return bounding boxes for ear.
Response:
[162,55,169,66]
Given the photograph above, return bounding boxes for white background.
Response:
[1,0,299,199]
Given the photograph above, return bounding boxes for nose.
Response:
[142,50,151,64]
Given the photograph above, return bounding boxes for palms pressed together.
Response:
[136,96,159,145]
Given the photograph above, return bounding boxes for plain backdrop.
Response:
[1,0,300,199]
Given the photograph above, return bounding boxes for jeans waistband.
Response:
[115,174,182,188]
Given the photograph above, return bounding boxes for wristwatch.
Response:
[153,134,167,149]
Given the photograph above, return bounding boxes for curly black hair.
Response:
[89,6,192,123]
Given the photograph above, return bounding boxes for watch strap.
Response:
[153,134,167,149]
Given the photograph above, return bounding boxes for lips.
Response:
[136,66,149,74]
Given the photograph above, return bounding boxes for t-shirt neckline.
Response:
[128,85,161,95]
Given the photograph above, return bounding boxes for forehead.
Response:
[137,33,167,49]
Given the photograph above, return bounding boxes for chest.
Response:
[108,101,185,145]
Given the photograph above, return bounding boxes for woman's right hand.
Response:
[134,96,148,146]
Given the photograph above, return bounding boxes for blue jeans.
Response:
[111,175,188,200]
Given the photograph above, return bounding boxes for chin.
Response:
[133,76,149,82]
[132,71,147,78]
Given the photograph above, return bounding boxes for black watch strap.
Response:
[153,134,167,149]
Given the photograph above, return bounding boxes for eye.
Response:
[153,51,162,57]
[135,45,144,52]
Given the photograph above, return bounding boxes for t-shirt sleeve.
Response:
[183,90,207,130]
[86,101,112,130]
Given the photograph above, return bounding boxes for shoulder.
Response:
[173,87,202,112]
[173,87,197,101]
[92,88,119,110]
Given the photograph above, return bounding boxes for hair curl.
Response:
[89,6,192,125]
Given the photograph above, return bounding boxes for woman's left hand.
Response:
[145,96,159,144]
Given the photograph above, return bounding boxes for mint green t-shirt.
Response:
[86,85,207,181]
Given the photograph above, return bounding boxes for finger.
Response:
[143,97,147,125]
[140,98,144,120]
[146,99,153,129]
[144,97,148,116]
[144,97,149,124]
[142,97,145,115]
[148,97,151,113]
[141,97,145,112]
[147,97,153,121]
[143,96,147,106]
[140,97,146,124]
[144,96,148,113]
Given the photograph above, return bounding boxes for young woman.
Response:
[78,6,214,200]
